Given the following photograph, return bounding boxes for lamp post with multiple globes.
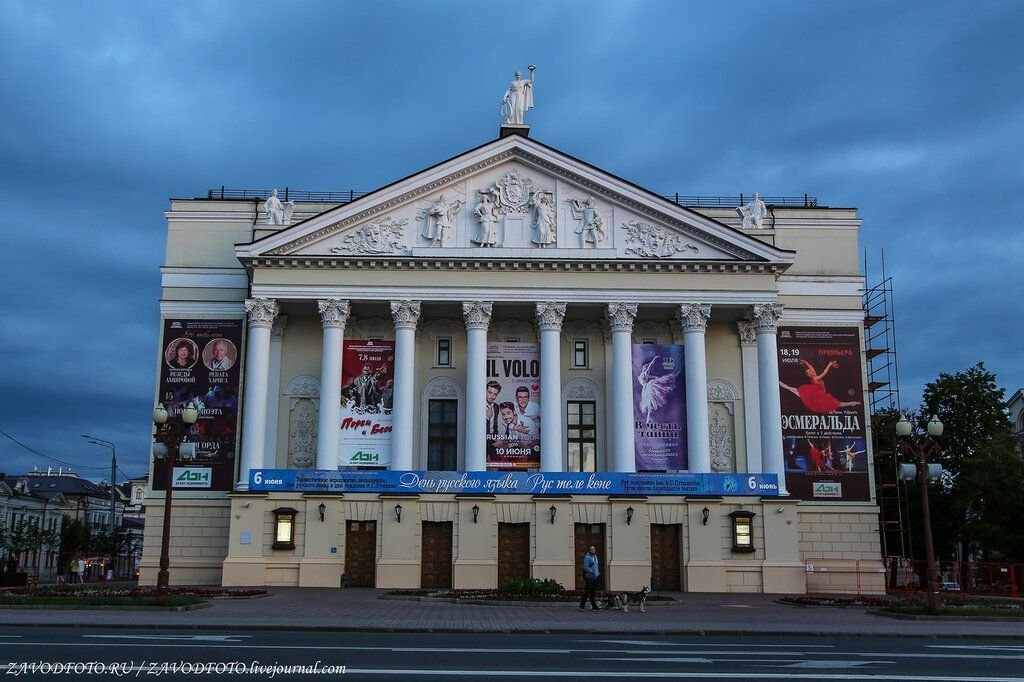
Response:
[152,402,198,601]
[896,413,944,614]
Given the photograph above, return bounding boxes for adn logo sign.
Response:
[812,481,842,498]
[173,467,212,488]
[349,451,380,464]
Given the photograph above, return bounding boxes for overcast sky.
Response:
[1,1,1021,481]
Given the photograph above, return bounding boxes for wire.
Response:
[0,428,110,471]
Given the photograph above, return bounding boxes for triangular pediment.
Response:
[236,136,793,266]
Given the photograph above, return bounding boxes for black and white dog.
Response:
[610,585,650,613]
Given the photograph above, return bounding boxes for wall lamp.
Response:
[701,506,710,526]
[626,506,634,525]
[549,505,557,524]
[318,502,327,523]
[394,503,403,523]
[472,504,480,524]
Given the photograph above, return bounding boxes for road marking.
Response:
[930,645,1024,652]
[589,640,833,648]
[83,634,249,642]
[339,669,1024,680]
[783,661,891,669]
[591,657,714,663]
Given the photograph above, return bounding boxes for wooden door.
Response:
[420,521,453,589]
[650,523,681,591]
[344,520,377,587]
[573,523,606,590]
[497,523,530,586]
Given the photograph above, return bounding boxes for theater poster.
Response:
[632,344,687,471]
[339,340,395,468]
[486,342,541,470]
[154,319,242,491]
[777,326,870,501]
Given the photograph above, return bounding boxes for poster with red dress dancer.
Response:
[777,326,870,501]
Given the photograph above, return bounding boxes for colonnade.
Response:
[236,297,788,495]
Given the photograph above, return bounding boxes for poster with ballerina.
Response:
[631,344,686,471]
[777,326,870,501]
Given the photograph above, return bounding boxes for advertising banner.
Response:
[777,326,870,501]
[250,469,780,496]
[339,340,395,468]
[632,344,687,471]
[154,319,242,491]
[485,342,541,470]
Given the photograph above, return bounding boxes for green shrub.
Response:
[500,577,564,595]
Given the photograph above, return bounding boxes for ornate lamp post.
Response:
[152,402,198,601]
[896,413,944,614]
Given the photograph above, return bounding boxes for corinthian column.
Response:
[317,299,350,471]
[608,302,638,472]
[737,321,762,473]
[390,301,421,471]
[536,302,567,472]
[752,303,788,495]
[463,301,492,472]
[679,303,712,473]
[238,297,278,490]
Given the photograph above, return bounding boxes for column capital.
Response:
[736,320,757,346]
[462,301,493,330]
[270,315,289,341]
[606,302,638,332]
[318,299,351,329]
[245,298,279,329]
[751,303,784,333]
[535,302,567,332]
[678,303,711,333]
[391,300,421,330]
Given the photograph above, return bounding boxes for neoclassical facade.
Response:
[142,132,882,593]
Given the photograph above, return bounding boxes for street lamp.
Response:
[152,402,199,600]
[80,435,117,534]
[896,413,944,614]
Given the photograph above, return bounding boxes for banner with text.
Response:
[154,319,242,491]
[632,344,687,471]
[250,469,780,496]
[486,342,541,470]
[340,340,395,468]
[777,326,870,501]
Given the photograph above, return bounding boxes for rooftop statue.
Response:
[265,189,285,225]
[500,65,535,126]
[737,192,768,230]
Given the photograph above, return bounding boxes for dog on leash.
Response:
[611,585,650,613]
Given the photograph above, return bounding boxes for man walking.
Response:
[579,545,602,611]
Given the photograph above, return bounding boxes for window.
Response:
[729,510,755,553]
[427,399,458,471]
[436,338,452,367]
[572,339,589,368]
[567,401,597,472]
[641,338,657,345]
[272,507,298,550]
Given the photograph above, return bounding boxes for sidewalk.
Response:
[3,588,1024,638]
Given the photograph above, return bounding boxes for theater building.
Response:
[142,126,883,594]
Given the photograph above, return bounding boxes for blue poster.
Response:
[632,344,687,471]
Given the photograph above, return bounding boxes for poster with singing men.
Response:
[339,340,395,468]
[632,344,687,471]
[154,319,242,491]
[486,342,541,470]
[777,326,870,501]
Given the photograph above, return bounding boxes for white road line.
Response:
[83,634,249,642]
[783,661,892,669]
[339,670,1024,680]
[588,640,834,648]
[930,645,1024,652]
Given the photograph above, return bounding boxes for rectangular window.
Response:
[567,400,597,472]
[436,338,452,367]
[573,339,589,368]
[641,338,657,345]
[428,399,458,471]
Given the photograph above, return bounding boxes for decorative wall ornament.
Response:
[419,194,464,247]
[423,318,466,341]
[331,216,407,255]
[736,320,757,346]
[426,378,459,398]
[317,299,351,329]
[606,302,639,332]
[708,404,736,473]
[463,301,493,330]
[530,190,557,247]
[472,190,500,247]
[288,398,317,469]
[751,303,784,333]
[623,220,699,259]
[633,320,670,342]
[707,378,741,402]
[390,300,421,329]
[563,319,604,340]
[565,379,599,400]
[245,298,278,328]
[736,192,769,230]
[270,315,289,341]
[568,197,606,247]
[535,302,567,331]
[490,319,535,341]
[346,317,392,341]
[284,374,321,399]
[678,303,712,333]
[494,169,535,213]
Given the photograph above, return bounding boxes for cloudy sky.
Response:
[1,1,1021,481]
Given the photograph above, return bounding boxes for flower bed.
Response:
[0,586,266,608]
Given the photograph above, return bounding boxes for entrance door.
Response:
[573,523,606,590]
[498,523,530,586]
[650,523,681,591]
[345,520,377,587]
[420,521,453,589]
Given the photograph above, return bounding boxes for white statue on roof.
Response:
[500,66,535,125]
[265,189,285,225]
[737,192,768,230]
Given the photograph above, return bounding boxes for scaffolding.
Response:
[863,250,909,559]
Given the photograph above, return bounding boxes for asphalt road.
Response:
[1,628,1023,681]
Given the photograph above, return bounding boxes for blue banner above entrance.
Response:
[249,469,780,496]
